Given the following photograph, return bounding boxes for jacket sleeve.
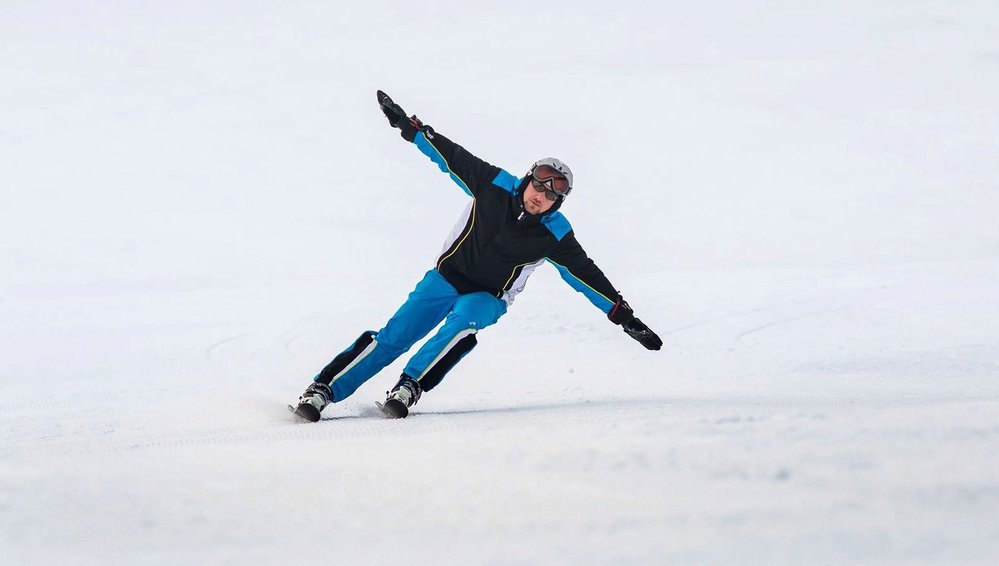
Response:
[400,120,500,197]
[546,231,623,316]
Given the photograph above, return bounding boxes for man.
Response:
[291,90,662,422]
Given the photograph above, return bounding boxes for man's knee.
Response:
[448,294,506,329]
[443,310,481,331]
[444,304,500,330]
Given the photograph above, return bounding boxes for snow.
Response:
[2,1,998,564]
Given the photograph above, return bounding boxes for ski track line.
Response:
[10,398,994,460]
[661,295,836,337]
[204,332,251,360]
[13,400,682,458]
[735,304,854,344]
[664,281,898,338]
[282,330,315,355]
[662,307,773,336]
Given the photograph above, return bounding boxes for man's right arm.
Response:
[377,90,498,197]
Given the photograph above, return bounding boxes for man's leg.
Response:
[312,270,458,403]
[402,291,508,394]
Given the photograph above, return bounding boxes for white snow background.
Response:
[2,1,998,564]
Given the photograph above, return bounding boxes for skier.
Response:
[291,90,662,421]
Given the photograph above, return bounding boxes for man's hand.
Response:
[377,90,408,128]
[623,318,663,351]
[377,90,428,142]
[608,298,662,350]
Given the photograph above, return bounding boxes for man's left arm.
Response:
[546,232,662,351]
[377,90,498,197]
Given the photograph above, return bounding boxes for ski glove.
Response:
[377,90,407,127]
[608,299,662,351]
[377,90,426,142]
[623,318,663,351]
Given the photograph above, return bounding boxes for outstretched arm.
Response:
[546,231,619,314]
[377,90,499,197]
[547,232,662,351]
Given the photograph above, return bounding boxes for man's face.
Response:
[523,179,558,215]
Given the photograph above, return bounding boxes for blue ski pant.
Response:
[315,269,508,402]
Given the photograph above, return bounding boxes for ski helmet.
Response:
[528,157,573,198]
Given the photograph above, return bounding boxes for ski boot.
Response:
[378,375,422,419]
[292,382,332,422]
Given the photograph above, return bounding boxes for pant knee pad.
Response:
[418,333,477,392]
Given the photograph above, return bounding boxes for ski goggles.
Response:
[529,164,571,201]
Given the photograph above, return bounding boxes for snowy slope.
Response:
[2,1,999,564]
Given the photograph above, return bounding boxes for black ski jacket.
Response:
[398,120,624,319]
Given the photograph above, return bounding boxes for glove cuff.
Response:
[608,298,634,325]
[399,117,417,142]
[400,115,428,143]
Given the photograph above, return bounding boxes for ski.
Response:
[288,403,321,423]
[376,399,409,419]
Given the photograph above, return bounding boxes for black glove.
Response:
[377,90,407,127]
[608,299,662,351]
[623,317,663,351]
[377,90,427,142]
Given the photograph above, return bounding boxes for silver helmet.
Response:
[529,157,573,197]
